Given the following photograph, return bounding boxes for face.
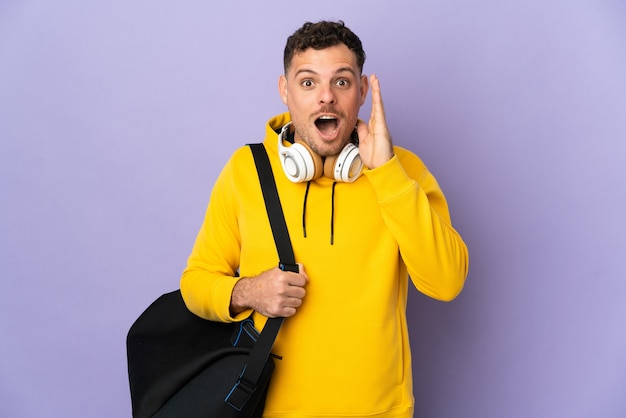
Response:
[279,43,369,157]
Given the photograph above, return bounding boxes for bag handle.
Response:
[225,143,296,411]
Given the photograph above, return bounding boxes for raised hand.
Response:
[356,74,394,169]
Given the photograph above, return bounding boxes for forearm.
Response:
[229,277,253,316]
[365,152,469,301]
[180,264,249,322]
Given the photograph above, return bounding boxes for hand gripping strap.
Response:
[225,143,296,411]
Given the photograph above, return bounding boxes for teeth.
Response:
[318,115,336,120]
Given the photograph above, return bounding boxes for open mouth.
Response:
[314,115,339,136]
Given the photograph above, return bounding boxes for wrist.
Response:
[230,277,252,316]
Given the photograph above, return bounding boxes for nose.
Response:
[319,84,336,105]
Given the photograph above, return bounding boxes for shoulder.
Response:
[393,145,429,180]
[212,145,257,197]
[221,145,256,174]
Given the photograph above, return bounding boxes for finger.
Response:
[281,268,306,287]
[356,118,368,134]
[296,263,309,282]
[281,296,304,317]
[280,307,297,318]
[271,299,301,318]
[287,276,307,290]
[369,74,386,123]
[285,285,306,299]
[286,296,304,308]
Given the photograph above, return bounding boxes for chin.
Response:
[297,125,349,156]
[314,139,349,157]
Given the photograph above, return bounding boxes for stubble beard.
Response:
[295,114,354,157]
[299,131,349,157]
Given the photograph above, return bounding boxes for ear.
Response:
[359,74,369,105]
[278,75,288,105]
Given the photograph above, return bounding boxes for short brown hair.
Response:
[283,21,366,74]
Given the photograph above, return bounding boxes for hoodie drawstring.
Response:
[330,181,337,245]
[302,181,311,238]
[301,181,337,246]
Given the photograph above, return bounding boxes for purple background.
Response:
[2,1,625,417]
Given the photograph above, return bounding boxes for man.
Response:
[181,20,468,418]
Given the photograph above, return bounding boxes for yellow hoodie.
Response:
[181,113,468,417]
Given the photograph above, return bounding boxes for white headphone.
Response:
[277,122,363,183]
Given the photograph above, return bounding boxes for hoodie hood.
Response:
[263,112,292,155]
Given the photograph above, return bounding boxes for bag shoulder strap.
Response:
[225,143,295,410]
[249,143,296,269]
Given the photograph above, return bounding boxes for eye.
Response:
[336,78,350,88]
[301,79,314,88]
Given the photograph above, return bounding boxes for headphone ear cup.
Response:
[280,140,323,182]
[325,143,363,182]
[296,140,324,180]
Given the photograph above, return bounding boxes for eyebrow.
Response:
[293,67,357,78]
